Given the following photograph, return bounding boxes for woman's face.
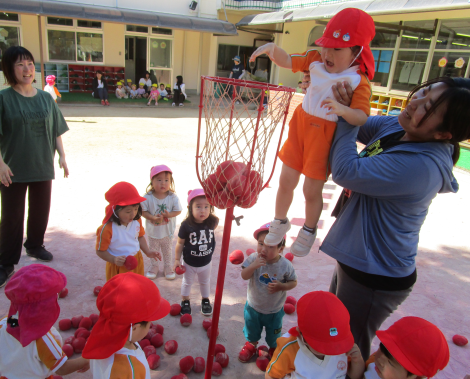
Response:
[97,73,102,80]
[14,57,35,86]
[398,82,451,142]
[146,73,150,79]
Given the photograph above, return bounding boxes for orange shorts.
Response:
[278,104,337,181]
[105,250,145,281]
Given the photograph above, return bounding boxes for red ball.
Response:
[229,250,244,265]
[147,354,161,370]
[59,319,72,331]
[64,336,74,345]
[139,339,151,349]
[76,329,90,340]
[143,345,156,358]
[170,303,182,316]
[179,356,195,374]
[207,326,219,338]
[214,344,225,355]
[59,288,68,298]
[93,286,102,296]
[74,327,87,338]
[150,333,164,348]
[285,296,297,306]
[145,329,157,341]
[53,376,63,379]
[256,356,270,371]
[180,314,192,327]
[90,313,99,326]
[71,315,84,329]
[453,335,468,346]
[203,173,224,196]
[239,189,258,209]
[194,357,205,373]
[72,337,86,353]
[202,318,212,331]
[154,324,164,335]
[227,174,247,198]
[246,248,255,256]
[211,188,235,209]
[258,345,269,358]
[62,343,74,358]
[215,160,247,184]
[124,255,138,270]
[164,340,178,355]
[212,361,223,376]
[215,352,229,368]
[175,266,186,275]
[171,375,188,379]
[79,317,92,330]
[285,253,294,262]
[284,303,295,314]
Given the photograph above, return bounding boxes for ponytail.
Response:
[450,140,461,166]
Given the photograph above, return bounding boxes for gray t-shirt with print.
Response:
[242,253,297,314]
[141,192,182,239]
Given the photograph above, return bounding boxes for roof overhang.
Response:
[0,0,238,36]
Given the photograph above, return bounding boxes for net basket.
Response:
[196,76,295,210]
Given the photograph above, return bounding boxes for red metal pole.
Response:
[195,77,205,183]
[204,206,234,379]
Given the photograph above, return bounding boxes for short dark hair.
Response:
[185,196,218,229]
[96,70,103,75]
[1,46,35,86]
[257,230,286,248]
[109,203,142,226]
[135,321,149,326]
[379,343,421,378]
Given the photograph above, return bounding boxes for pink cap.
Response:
[150,165,172,180]
[253,222,286,241]
[187,188,205,204]
[46,75,56,85]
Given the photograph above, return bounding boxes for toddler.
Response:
[141,165,182,280]
[159,83,169,100]
[96,181,161,281]
[0,265,89,378]
[129,84,138,99]
[174,189,218,316]
[266,291,364,379]
[125,78,133,94]
[147,83,160,106]
[238,222,297,362]
[250,8,375,256]
[82,272,170,378]
[166,84,173,99]
[136,81,147,98]
[115,82,128,99]
[44,75,61,102]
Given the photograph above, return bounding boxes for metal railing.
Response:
[223,0,360,11]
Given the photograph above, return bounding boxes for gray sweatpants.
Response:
[329,263,413,359]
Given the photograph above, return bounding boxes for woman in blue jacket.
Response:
[323,77,470,359]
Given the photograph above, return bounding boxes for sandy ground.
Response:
[0,105,469,378]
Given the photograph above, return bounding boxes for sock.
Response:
[275,218,288,224]
[303,224,317,234]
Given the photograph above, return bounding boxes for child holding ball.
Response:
[175,189,218,316]
[96,181,162,281]
[141,165,182,280]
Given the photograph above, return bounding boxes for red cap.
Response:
[297,291,353,355]
[376,317,449,378]
[82,272,170,359]
[102,182,146,224]
[150,165,172,180]
[5,264,66,347]
[253,222,286,242]
[315,8,376,80]
[187,188,205,204]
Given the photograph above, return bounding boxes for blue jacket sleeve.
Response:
[356,116,388,145]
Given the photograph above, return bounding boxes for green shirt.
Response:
[0,87,69,183]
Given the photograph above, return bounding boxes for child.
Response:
[159,83,168,99]
[266,291,364,379]
[174,189,218,316]
[147,83,160,106]
[44,75,61,102]
[296,81,304,93]
[238,222,297,362]
[129,84,138,99]
[141,165,182,280]
[124,78,133,94]
[166,84,173,99]
[0,264,89,377]
[364,316,449,379]
[250,8,375,256]
[82,272,170,378]
[96,181,162,281]
[136,81,147,99]
[115,82,128,99]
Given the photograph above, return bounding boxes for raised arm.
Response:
[250,43,292,69]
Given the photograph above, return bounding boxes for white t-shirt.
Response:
[0,317,67,379]
[139,78,152,88]
[173,83,187,98]
[97,79,104,89]
[96,220,143,257]
[141,192,182,239]
[44,84,57,100]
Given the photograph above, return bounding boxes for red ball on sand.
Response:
[203,318,212,330]
[285,253,294,262]
[147,354,161,370]
[212,361,223,376]
[145,329,157,341]
[214,344,225,355]
[62,344,74,358]
[93,286,102,297]
[164,340,178,355]
[74,327,87,338]
[53,376,63,379]
[59,319,72,331]
[256,356,270,371]
[76,329,90,340]
[143,345,156,358]
[71,315,83,329]
[79,317,92,330]
[284,303,296,314]
[72,337,86,353]
[124,255,138,270]
[258,345,269,358]
[90,313,99,326]
[246,248,255,256]
[171,375,188,379]
[64,336,74,345]
[215,352,229,368]
[154,324,164,335]
[227,174,247,198]
[59,288,68,298]
[175,266,186,275]
[229,250,244,265]
[170,304,182,316]
[453,335,468,346]
[150,333,164,348]
[179,356,195,374]
[207,326,219,338]
[194,357,205,373]
[139,339,151,349]
[285,296,297,306]
[180,314,192,327]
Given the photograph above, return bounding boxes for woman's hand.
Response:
[0,162,13,187]
[114,255,126,266]
[300,71,311,93]
[59,156,69,178]
[332,81,353,107]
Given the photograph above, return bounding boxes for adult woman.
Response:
[322,77,470,359]
[92,70,109,105]
[0,46,69,287]
[172,75,186,107]
[139,71,152,95]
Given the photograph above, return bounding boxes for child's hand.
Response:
[174,260,182,270]
[114,256,126,266]
[252,254,266,269]
[250,43,275,62]
[147,251,162,260]
[268,280,284,294]
[161,210,171,220]
[153,214,163,225]
[320,97,349,117]
[346,343,363,363]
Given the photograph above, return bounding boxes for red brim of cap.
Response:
[304,332,354,356]
[115,195,147,206]
[315,36,355,49]
[376,331,421,376]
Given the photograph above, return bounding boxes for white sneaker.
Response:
[165,271,176,280]
[264,219,291,246]
[145,271,157,280]
[179,103,184,107]
[291,228,317,257]
[172,103,175,106]
[236,101,240,105]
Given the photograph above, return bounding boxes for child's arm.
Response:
[320,98,368,126]
[346,344,365,379]
[267,279,297,294]
[142,210,162,225]
[161,209,182,219]
[241,254,266,280]
[250,43,292,69]
[174,237,184,269]
[96,250,126,266]
[55,357,89,375]
[138,236,162,260]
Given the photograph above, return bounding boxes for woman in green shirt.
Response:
[0,46,69,287]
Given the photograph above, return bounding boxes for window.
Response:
[307,25,324,47]
[370,25,398,87]
[399,20,435,49]
[217,45,253,77]
[428,51,468,80]
[392,51,428,91]
[126,25,148,33]
[47,29,103,62]
[436,19,470,50]
[0,12,19,22]
[149,39,172,68]
[48,30,76,61]
[152,27,172,36]
[77,20,102,29]
[77,32,103,62]
[47,17,73,26]
[0,26,20,60]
